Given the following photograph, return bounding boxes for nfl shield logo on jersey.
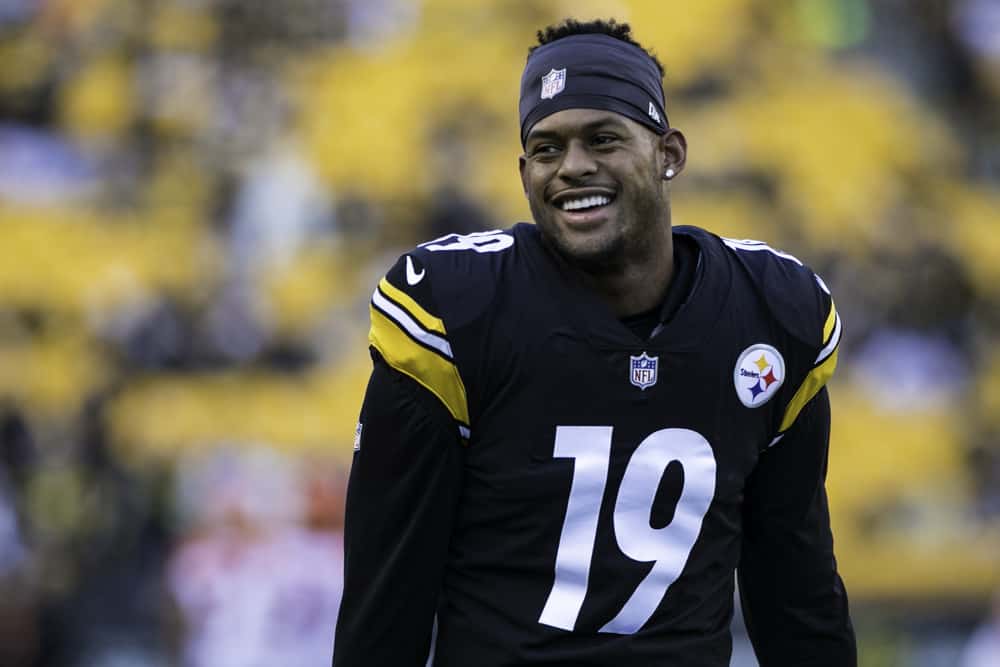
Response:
[630,352,659,390]
[540,68,567,99]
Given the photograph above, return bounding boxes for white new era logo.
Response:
[541,68,567,99]
[648,102,661,124]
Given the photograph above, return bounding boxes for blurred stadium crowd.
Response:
[0,0,998,665]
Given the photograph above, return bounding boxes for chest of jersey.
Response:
[452,293,784,635]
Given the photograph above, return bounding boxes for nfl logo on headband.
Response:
[540,68,566,100]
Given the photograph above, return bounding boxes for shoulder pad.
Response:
[722,238,842,434]
[367,229,516,440]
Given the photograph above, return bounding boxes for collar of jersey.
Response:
[518,223,732,351]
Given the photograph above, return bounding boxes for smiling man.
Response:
[333,18,856,667]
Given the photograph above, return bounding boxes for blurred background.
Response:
[0,0,997,665]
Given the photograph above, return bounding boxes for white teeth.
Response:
[561,195,611,211]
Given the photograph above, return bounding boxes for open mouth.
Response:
[559,194,614,211]
[551,191,617,218]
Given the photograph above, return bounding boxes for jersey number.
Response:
[421,230,514,253]
[539,426,717,635]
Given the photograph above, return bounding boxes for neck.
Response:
[599,230,674,317]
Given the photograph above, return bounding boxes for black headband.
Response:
[519,33,668,147]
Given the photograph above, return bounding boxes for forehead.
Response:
[527,108,646,139]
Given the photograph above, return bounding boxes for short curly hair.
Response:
[529,18,665,78]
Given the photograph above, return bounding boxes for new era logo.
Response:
[648,102,661,124]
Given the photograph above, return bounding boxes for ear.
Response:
[518,154,529,197]
[659,129,687,180]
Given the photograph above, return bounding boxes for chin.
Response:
[532,205,626,266]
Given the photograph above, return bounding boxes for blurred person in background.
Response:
[420,119,496,240]
[166,447,344,667]
[334,18,854,667]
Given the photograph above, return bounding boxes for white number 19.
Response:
[538,427,717,635]
[421,230,514,253]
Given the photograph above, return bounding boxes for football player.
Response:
[333,18,856,667]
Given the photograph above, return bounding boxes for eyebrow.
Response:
[525,117,629,143]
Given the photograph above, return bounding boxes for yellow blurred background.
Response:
[0,0,998,665]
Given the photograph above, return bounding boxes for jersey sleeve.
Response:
[722,237,843,440]
[332,353,465,667]
[775,274,842,436]
[368,252,471,440]
[738,387,857,666]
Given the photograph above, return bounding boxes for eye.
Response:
[592,133,619,147]
[530,143,561,158]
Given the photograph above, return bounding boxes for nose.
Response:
[556,140,597,182]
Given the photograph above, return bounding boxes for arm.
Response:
[738,388,857,666]
[332,352,465,667]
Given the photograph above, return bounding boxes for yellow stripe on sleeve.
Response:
[369,305,470,428]
[822,300,837,344]
[378,277,446,335]
[778,346,839,433]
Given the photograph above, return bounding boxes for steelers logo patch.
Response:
[734,344,785,408]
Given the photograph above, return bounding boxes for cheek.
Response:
[525,167,554,202]
[525,184,552,223]
[619,169,663,219]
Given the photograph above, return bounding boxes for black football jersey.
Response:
[334,224,854,667]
